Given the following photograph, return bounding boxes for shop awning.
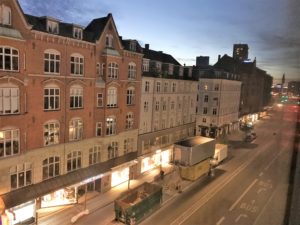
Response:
[0,152,137,209]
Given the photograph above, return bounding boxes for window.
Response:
[125,112,134,129]
[106,116,116,135]
[97,93,103,107]
[10,163,32,190]
[156,82,161,93]
[47,20,59,34]
[213,108,217,115]
[156,62,161,72]
[96,63,101,76]
[89,146,101,165]
[143,59,149,72]
[127,88,135,105]
[67,151,82,172]
[203,107,208,114]
[0,129,19,158]
[108,62,118,79]
[162,101,167,111]
[96,122,102,136]
[124,138,134,154]
[170,118,174,127]
[155,101,160,111]
[70,86,83,109]
[70,54,84,76]
[169,65,173,75]
[44,50,60,74]
[204,84,208,90]
[172,83,176,92]
[144,101,149,112]
[215,84,220,91]
[108,141,118,159]
[73,27,83,40]
[107,87,117,107]
[164,83,168,92]
[105,34,113,48]
[204,95,208,102]
[128,62,136,79]
[203,118,207,123]
[0,46,19,71]
[171,101,175,110]
[69,118,83,141]
[129,42,136,51]
[44,87,60,110]
[0,87,19,115]
[44,121,59,146]
[145,81,150,92]
[42,157,60,180]
[0,5,11,25]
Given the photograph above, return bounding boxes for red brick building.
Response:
[0,0,142,223]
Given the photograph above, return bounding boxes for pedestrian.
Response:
[160,170,165,180]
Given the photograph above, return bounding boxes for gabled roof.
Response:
[143,48,181,66]
[84,14,111,42]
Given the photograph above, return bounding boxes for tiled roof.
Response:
[143,48,181,66]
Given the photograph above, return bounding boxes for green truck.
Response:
[114,182,163,225]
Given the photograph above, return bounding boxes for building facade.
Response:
[137,45,197,175]
[0,1,142,223]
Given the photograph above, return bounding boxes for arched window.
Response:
[69,118,83,141]
[42,156,60,180]
[106,116,116,135]
[126,87,135,105]
[125,112,134,129]
[70,53,84,76]
[128,62,136,79]
[0,46,19,71]
[70,85,83,109]
[0,84,19,115]
[0,128,19,158]
[67,151,82,172]
[107,86,117,107]
[108,62,118,79]
[44,49,60,74]
[44,120,59,146]
[105,34,113,48]
[1,5,11,25]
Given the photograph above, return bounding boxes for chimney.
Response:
[218,55,221,61]
[145,44,149,50]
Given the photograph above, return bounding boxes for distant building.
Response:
[196,56,210,67]
[288,81,300,97]
[233,44,249,61]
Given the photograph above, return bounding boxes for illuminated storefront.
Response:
[141,149,171,173]
[41,187,76,208]
[111,167,129,187]
[4,201,35,225]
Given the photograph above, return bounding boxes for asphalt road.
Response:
[141,104,298,225]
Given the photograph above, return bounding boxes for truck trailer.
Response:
[210,144,228,166]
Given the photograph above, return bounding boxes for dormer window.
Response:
[73,27,83,40]
[129,41,136,51]
[105,34,113,48]
[47,20,59,34]
[0,5,11,25]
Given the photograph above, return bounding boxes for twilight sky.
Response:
[19,0,299,82]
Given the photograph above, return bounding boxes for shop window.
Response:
[96,122,102,136]
[108,62,118,79]
[107,87,117,107]
[108,141,118,159]
[67,151,82,172]
[44,86,60,110]
[44,121,59,146]
[0,87,20,115]
[126,87,135,105]
[0,5,12,25]
[42,156,60,180]
[124,138,134,154]
[44,49,60,74]
[128,62,136,79]
[106,116,116,135]
[70,85,83,109]
[89,146,101,165]
[0,129,19,158]
[70,54,84,76]
[0,46,19,71]
[125,112,134,129]
[69,118,83,141]
[10,163,32,190]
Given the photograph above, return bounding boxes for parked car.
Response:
[245,132,257,142]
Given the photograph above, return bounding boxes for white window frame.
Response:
[67,151,82,172]
[108,141,118,159]
[108,62,118,79]
[42,156,60,180]
[70,53,84,76]
[96,122,102,137]
[143,59,149,72]
[0,46,19,71]
[107,87,117,107]
[44,121,60,146]
[156,82,161,93]
[145,81,150,92]
[44,49,60,74]
[0,129,19,158]
[105,34,113,48]
[106,116,116,135]
[89,146,101,165]
[44,87,60,110]
[125,112,134,129]
[128,62,136,79]
[70,85,83,109]
[10,163,32,190]
[127,87,135,105]
[0,87,19,115]
[47,20,59,34]
[69,118,83,141]
[73,27,83,40]
[124,138,134,154]
[155,101,160,111]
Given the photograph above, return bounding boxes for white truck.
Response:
[210,144,228,166]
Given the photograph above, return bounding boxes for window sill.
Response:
[44,109,61,112]
[70,107,84,110]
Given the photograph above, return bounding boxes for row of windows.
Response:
[0,86,135,115]
[0,46,138,80]
[202,107,218,115]
[144,81,192,93]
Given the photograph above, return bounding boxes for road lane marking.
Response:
[235,214,248,223]
[257,187,267,194]
[264,150,284,170]
[229,179,258,211]
[216,216,225,225]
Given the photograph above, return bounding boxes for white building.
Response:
[196,78,241,138]
[137,45,198,174]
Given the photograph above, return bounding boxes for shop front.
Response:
[140,149,172,173]
[41,187,76,208]
[111,160,138,188]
